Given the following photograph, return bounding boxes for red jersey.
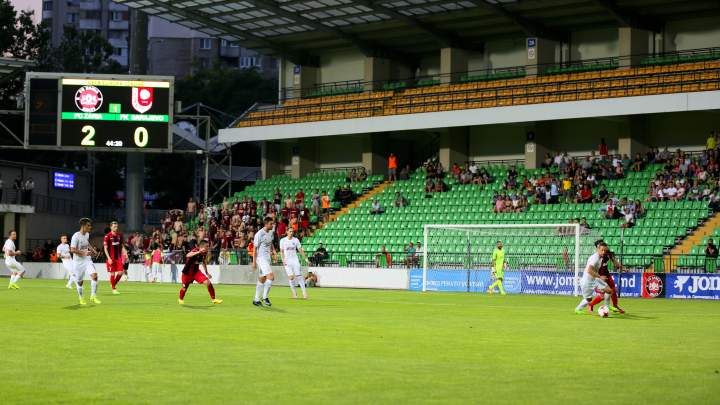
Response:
[580,189,591,199]
[232,237,241,248]
[598,251,616,277]
[295,193,304,204]
[232,202,241,210]
[290,207,300,219]
[300,208,310,221]
[241,200,249,210]
[273,193,282,205]
[260,201,270,215]
[281,207,290,218]
[182,248,207,275]
[249,200,258,211]
[209,222,217,235]
[219,237,229,248]
[103,232,125,261]
[222,214,231,227]
[278,222,287,236]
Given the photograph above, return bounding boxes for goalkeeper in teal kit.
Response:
[489,240,506,295]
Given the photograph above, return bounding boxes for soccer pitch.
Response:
[1,279,718,404]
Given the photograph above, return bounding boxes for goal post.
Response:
[420,224,602,296]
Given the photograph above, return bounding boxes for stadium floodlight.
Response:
[421,224,601,296]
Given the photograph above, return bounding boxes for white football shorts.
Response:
[256,258,273,277]
[5,259,25,274]
[75,262,97,283]
[62,260,74,275]
[284,262,301,277]
[582,278,608,299]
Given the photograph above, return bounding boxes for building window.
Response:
[254,57,261,66]
[199,38,211,50]
[108,30,123,39]
[43,1,53,10]
[114,48,123,56]
[221,40,239,48]
[112,11,122,21]
[85,11,102,19]
[201,58,211,68]
[275,58,280,68]
[221,39,227,47]
[66,13,79,23]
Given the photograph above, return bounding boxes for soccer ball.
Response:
[598,306,610,318]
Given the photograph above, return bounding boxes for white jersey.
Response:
[57,243,72,264]
[253,228,274,261]
[71,231,92,267]
[581,252,602,285]
[279,237,302,264]
[4,239,16,262]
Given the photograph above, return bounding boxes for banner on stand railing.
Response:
[665,273,720,300]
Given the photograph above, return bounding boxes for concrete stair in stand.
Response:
[658,214,720,271]
[310,182,393,236]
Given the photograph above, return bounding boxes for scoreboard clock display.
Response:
[25,73,173,152]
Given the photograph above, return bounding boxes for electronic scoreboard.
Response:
[24,73,174,152]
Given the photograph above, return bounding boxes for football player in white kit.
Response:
[252,216,278,306]
[70,218,101,305]
[57,235,76,289]
[575,242,614,314]
[4,230,25,289]
[279,227,312,298]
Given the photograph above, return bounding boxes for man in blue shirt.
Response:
[403,242,417,269]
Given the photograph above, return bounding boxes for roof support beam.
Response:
[246,0,418,67]
[464,0,567,43]
[134,0,319,66]
[588,0,662,33]
[348,0,484,53]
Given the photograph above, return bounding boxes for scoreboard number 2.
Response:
[81,125,96,146]
[78,125,149,148]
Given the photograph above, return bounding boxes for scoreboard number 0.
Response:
[134,127,148,147]
[78,125,149,148]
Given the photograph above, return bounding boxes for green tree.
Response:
[48,24,125,74]
[175,58,278,127]
[0,0,51,100]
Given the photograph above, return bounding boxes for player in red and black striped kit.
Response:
[179,240,222,305]
[103,221,127,294]
[589,239,630,314]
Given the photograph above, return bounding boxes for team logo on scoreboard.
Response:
[132,87,153,113]
[75,86,103,113]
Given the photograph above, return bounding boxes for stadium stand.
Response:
[235,48,720,128]
[297,161,712,272]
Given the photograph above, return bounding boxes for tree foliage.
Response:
[48,24,125,75]
[175,58,278,127]
[0,0,51,99]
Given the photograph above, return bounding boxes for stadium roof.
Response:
[0,57,36,86]
[114,0,719,67]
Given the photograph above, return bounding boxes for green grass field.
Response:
[1,279,719,404]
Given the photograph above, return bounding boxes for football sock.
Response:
[77,284,84,299]
[589,295,603,308]
[207,284,215,299]
[254,281,263,301]
[298,277,307,295]
[110,274,117,289]
[489,280,498,291]
[576,299,590,311]
[604,293,612,307]
[91,279,98,297]
[611,292,619,307]
[289,279,297,294]
[179,288,187,300]
[263,279,273,299]
[9,275,16,285]
[156,269,162,282]
[151,267,157,281]
[498,281,505,294]
[115,273,123,285]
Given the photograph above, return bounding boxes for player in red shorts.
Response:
[103,221,127,294]
[179,240,222,305]
[588,239,630,314]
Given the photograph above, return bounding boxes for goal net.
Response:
[414,224,601,296]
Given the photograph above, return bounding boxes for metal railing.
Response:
[0,189,92,217]
[315,166,363,173]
